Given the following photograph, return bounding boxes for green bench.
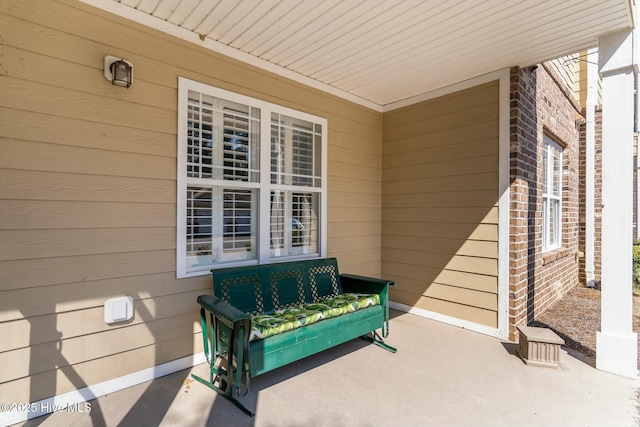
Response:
[192,258,396,415]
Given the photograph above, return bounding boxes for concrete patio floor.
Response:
[14,310,640,427]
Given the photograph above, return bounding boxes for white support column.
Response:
[596,29,638,378]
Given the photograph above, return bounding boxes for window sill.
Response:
[542,247,573,265]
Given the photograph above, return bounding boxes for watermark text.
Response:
[1,402,92,413]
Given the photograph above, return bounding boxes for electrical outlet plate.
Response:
[104,296,134,324]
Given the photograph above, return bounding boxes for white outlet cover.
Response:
[104,296,134,324]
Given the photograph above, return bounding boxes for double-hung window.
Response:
[177,78,327,278]
[542,136,562,251]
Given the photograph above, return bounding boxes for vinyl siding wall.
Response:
[0,0,382,403]
[381,82,500,328]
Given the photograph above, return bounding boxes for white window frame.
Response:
[176,77,327,278]
[542,136,562,252]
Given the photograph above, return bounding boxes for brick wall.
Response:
[578,108,603,285]
[509,64,582,339]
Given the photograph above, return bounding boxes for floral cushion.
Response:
[249,293,380,341]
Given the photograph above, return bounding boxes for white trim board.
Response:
[497,67,511,341]
[389,302,508,340]
[0,353,207,426]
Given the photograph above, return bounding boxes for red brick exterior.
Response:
[508,64,582,340]
[578,108,603,286]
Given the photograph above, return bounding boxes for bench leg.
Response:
[195,312,254,416]
[361,331,397,353]
[191,372,255,417]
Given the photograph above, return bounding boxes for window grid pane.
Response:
[542,138,562,251]
[223,109,251,181]
[270,113,321,187]
[186,186,213,258]
[270,191,285,253]
[292,192,316,251]
[186,91,260,182]
[552,149,561,197]
[187,94,214,178]
[223,189,253,253]
[291,128,314,186]
[271,125,285,184]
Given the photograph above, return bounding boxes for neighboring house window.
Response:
[542,137,562,251]
[177,78,327,278]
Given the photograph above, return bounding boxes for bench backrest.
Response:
[212,258,343,315]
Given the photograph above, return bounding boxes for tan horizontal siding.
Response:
[392,290,497,327]
[382,261,497,294]
[1,76,176,134]
[384,222,498,241]
[383,119,499,156]
[330,158,381,182]
[0,290,203,353]
[382,235,498,259]
[383,103,498,142]
[0,228,175,261]
[384,154,498,181]
[397,280,497,311]
[328,235,380,254]
[0,200,174,230]
[382,81,499,328]
[1,0,382,403]
[0,169,175,204]
[382,172,498,194]
[0,312,200,383]
[383,83,501,129]
[1,335,203,404]
[384,189,499,209]
[1,250,176,291]
[384,249,497,277]
[383,206,498,224]
[383,137,499,170]
[0,108,176,157]
[1,139,175,180]
[0,272,208,322]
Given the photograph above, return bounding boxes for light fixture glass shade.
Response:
[110,59,132,88]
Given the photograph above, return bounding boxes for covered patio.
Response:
[13,310,639,427]
[2,0,639,425]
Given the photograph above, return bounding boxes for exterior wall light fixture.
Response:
[104,55,133,88]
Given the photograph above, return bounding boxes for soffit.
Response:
[90,0,633,109]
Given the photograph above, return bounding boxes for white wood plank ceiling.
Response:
[93,0,634,108]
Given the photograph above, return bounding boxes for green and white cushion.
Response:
[249,293,380,341]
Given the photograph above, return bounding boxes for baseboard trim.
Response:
[390,301,508,340]
[0,352,206,426]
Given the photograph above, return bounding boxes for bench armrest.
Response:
[340,274,395,338]
[197,294,250,328]
[195,294,251,400]
[340,274,395,295]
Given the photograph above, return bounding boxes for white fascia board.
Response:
[78,0,381,112]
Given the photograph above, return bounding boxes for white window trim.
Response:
[176,77,327,278]
[542,136,562,252]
